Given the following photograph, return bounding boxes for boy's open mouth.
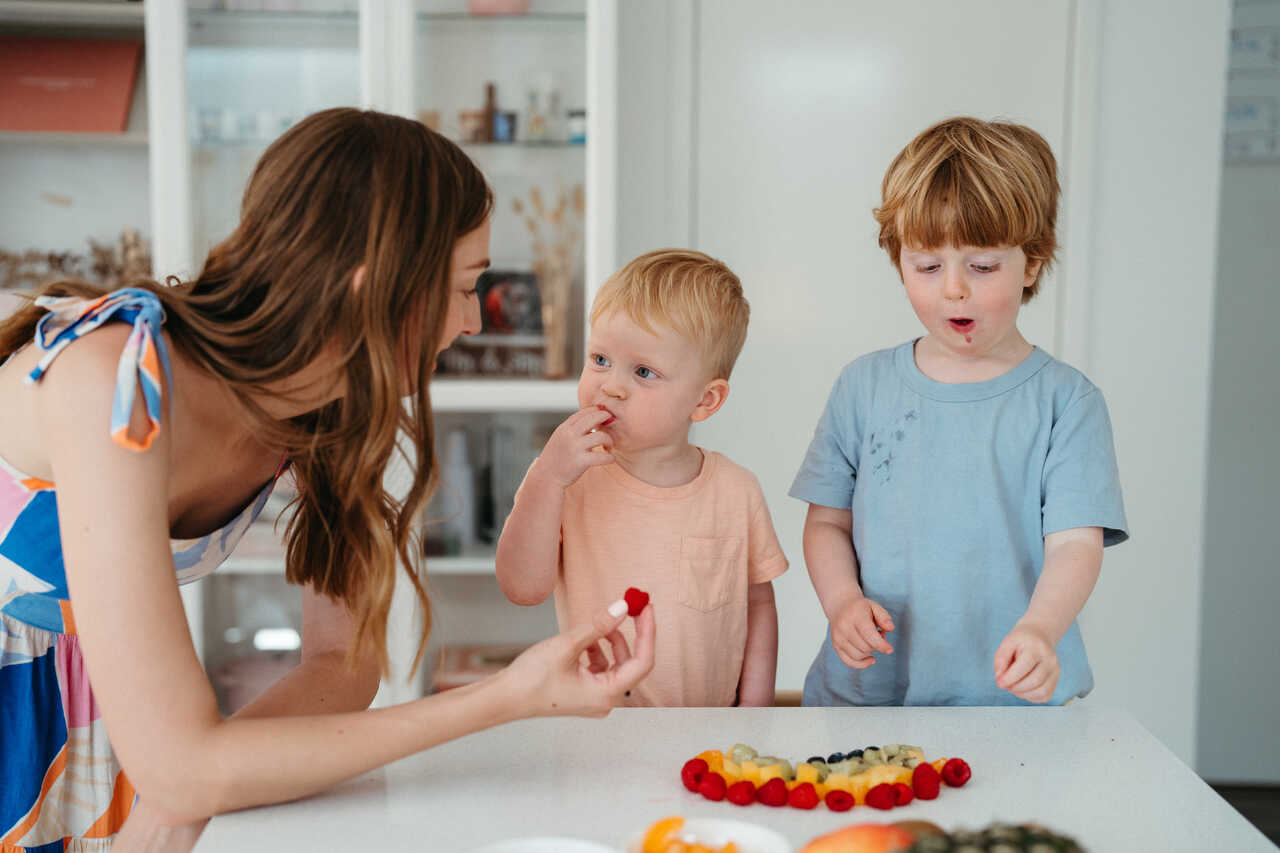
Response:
[948,318,974,332]
[596,404,616,426]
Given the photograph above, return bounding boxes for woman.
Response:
[0,108,654,852]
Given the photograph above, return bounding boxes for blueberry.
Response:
[849,749,864,758]
[807,756,825,765]
[827,752,845,764]
[864,745,879,751]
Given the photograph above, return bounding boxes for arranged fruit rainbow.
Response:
[680,743,971,813]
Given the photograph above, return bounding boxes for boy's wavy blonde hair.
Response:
[590,249,749,381]
[874,116,1060,303]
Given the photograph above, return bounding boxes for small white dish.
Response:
[471,838,620,853]
[627,816,792,853]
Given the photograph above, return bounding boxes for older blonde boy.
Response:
[792,117,1128,707]
[497,250,787,706]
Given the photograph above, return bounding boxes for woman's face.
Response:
[435,219,491,367]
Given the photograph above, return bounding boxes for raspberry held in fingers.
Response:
[624,587,650,617]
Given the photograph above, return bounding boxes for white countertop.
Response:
[197,705,1274,852]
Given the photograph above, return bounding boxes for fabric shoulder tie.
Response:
[24,287,174,452]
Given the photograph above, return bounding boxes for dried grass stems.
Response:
[512,184,584,378]
[1,227,152,291]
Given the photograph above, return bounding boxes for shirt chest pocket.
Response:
[677,536,746,613]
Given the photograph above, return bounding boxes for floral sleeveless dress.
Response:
[0,288,284,852]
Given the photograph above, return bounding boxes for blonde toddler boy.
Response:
[496,250,788,706]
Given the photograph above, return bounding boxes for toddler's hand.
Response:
[830,594,894,670]
[993,624,1060,703]
[534,406,615,488]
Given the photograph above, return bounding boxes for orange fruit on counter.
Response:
[797,823,916,853]
[642,815,685,853]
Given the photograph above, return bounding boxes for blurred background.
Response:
[0,0,1274,838]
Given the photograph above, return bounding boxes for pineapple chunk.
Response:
[824,771,852,792]
[795,763,821,785]
[758,764,784,783]
[720,759,741,782]
[740,761,761,785]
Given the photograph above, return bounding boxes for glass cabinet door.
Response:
[187,0,362,263]
[184,0,363,710]
[416,0,588,383]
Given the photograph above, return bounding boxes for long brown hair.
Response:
[0,108,493,676]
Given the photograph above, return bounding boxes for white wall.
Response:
[618,0,1232,766]
[1195,0,1280,780]
[1077,0,1230,765]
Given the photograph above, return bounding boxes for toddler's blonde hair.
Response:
[874,116,1060,302]
[591,249,749,380]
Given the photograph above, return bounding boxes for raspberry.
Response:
[824,789,855,812]
[893,782,914,806]
[788,782,820,810]
[698,772,727,801]
[680,758,708,792]
[623,587,650,617]
[756,777,789,807]
[865,783,898,810]
[941,757,972,787]
[726,780,756,806]
[911,762,941,800]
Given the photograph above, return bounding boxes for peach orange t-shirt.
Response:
[549,448,788,706]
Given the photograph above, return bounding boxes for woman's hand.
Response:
[497,598,656,718]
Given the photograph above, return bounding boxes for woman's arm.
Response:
[116,588,384,848]
[40,342,653,823]
[736,581,778,706]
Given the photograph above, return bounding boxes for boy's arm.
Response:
[494,466,568,606]
[495,406,615,606]
[804,503,894,668]
[994,526,1103,702]
[737,580,778,706]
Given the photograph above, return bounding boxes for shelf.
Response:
[220,536,499,576]
[0,1,144,28]
[429,377,578,412]
[0,130,148,146]
[426,542,498,575]
[188,8,358,48]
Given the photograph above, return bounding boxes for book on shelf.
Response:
[0,37,142,134]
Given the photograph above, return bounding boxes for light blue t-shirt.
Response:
[790,341,1128,707]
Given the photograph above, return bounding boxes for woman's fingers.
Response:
[584,642,609,674]
[604,628,631,668]
[611,604,655,689]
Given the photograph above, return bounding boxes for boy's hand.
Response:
[830,594,894,670]
[534,406,615,488]
[993,624,1060,703]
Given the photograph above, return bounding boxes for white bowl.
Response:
[471,838,620,853]
[628,816,792,853]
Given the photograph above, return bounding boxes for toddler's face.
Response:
[898,243,1039,359]
[577,310,713,453]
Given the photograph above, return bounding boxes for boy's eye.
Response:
[590,353,610,368]
[917,264,940,274]
[971,264,999,274]
[635,366,655,380]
